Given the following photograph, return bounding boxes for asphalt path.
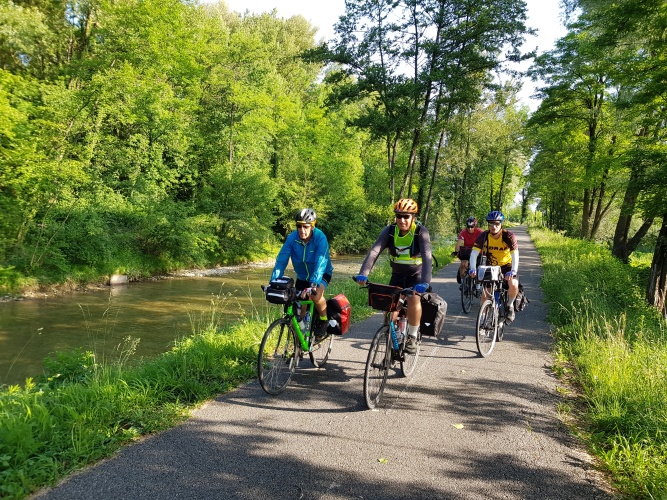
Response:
[34,227,612,499]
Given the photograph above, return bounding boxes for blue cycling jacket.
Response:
[271,227,334,286]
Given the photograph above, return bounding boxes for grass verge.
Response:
[530,227,667,499]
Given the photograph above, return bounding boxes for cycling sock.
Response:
[407,324,419,338]
[319,315,327,321]
[507,298,516,308]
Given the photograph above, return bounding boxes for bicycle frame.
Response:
[285,299,316,351]
[258,284,334,395]
[481,279,508,321]
[362,282,421,409]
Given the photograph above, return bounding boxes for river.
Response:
[0,257,363,387]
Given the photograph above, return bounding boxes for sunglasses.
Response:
[488,221,501,226]
[395,214,412,220]
[296,223,312,229]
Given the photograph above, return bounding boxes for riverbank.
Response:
[0,259,277,303]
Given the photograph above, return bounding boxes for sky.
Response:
[221,0,568,111]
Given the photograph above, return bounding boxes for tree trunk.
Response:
[423,124,447,225]
[612,166,642,261]
[647,213,667,319]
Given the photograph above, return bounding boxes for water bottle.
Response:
[494,290,500,305]
[398,317,407,341]
[303,311,311,333]
[298,315,306,332]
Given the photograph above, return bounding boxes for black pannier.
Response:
[515,282,530,311]
[420,292,447,337]
[368,283,402,311]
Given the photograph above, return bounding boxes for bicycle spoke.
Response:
[476,300,497,357]
[309,331,334,368]
[258,318,298,395]
[461,275,473,313]
[400,328,420,377]
[364,326,390,409]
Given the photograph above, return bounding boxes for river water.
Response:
[0,257,363,387]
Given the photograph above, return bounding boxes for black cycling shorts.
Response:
[296,273,331,290]
[458,248,472,261]
[389,273,421,289]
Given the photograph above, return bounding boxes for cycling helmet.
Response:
[486,210,505,222]
[295,208,317,224]
[394,198,418,214]
[466,216,478,227]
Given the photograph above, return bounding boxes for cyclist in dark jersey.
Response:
[468,210,519,322]
[354,198,433,353]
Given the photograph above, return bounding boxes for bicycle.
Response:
[360,282,422,409]
[474,265,510,357]
[460,261,481,314]
[257,279,334,395]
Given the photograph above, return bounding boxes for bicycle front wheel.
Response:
[400,330,420,377]
[309,332,334,368]
[364,325,390,409]
[258,318,299,395]
[476,300,497,358]
[461,275,474,314]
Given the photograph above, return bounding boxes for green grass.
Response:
[0,242,453,499]
[530,227,667,499]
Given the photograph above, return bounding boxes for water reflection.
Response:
[0,256,362,387]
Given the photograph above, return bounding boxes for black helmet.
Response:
[466,216,478,227]
[486,210,504,222]
[295,208,317,224]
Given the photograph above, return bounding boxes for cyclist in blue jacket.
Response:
[271,208,334,338]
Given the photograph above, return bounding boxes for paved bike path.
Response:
[35,227,611,499]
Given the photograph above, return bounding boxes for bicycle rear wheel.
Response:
[364,325,390,409]
[258,317,299,395]
[476,299,497,358]
[309,332,334,368]
[400,329,420,377]
[461,275,474,313]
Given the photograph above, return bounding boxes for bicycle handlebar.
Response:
[260,284,316,296]
[352,277,420,298]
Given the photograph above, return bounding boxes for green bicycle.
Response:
[258,277,334,395]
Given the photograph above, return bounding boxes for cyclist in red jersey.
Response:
[452,216,483,288]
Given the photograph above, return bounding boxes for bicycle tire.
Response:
[309,332,334,368]
[400,328,420,377]
[461,275,474,313]
[258,317,299,395]
[364,325,390,409]
[476,299,497,358]
[497,293,508,342]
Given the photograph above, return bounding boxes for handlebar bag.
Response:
[326,294,351,335]
[269,276,294,290]
[367,283,402,311]
[420,292,447,337]
[265,286,295,304]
